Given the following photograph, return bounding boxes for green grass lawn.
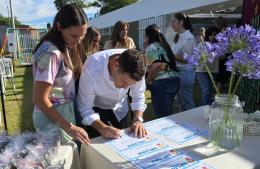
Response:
[0,64,201,134]
[1,65,34,134]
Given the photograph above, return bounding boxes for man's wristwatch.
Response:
[134,116,144,123]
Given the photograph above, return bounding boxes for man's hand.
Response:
[92,120,121,139]
[129,121,147,138]
[100,125,121,139]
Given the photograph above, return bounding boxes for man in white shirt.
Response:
[77,49,147,139]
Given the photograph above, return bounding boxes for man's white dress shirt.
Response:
[77,49,147,126]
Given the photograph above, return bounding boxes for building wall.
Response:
[128,21,139,49]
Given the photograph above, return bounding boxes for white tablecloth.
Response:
[80,106,260,169]
[54,142,81,169]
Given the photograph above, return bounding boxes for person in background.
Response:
[104,20,136,49]
[196,26,220,105]
[77,49,147,139]
[99,41,104,51]
[171,13,197,111]
[82,27,101,62]
[47,23,51,31]
[215,16,230,93]
[215,16,227,33]
[75,27,101,130]
[196,27,205,43]
[165,24,177,47]
[32,4,89,144]
[75,27,101,94]
[145,25,180,118]
[143,24,160,49]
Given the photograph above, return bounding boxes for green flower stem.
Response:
[225,71,242,126]
[221,72,242,147]
[224,75,242,126]
[224,104,232,125]
[224,68,237,126]
[228,69,235,100]
[203,60,220,96]
[231,75,242,97]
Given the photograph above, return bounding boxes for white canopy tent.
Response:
[89,0,243,29]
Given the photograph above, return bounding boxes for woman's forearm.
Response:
[146,70,158,83]
[146,64,161,83]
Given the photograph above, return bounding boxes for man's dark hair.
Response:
[118,49,146,81]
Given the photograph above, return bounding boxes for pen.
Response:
[107,121,121,138]
[107,121,113,127]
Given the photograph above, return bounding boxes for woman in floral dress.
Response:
[32,4,89,144]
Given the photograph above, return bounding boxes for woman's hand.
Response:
[66,123,90,144]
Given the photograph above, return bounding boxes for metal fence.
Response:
[5,28,47,65]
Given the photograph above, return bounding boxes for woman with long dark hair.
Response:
[145,25,180,118]
[171,13,197,111]
[32,4,89,144]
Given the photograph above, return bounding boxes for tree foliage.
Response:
[0,13,21,26]
[89,0,137,15]
[54,0,87,10]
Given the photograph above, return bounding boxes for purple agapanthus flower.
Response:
[183,42,217,66]
[225,49,260,79]
[185,25,260,80]
[216,25,259,53]
[183,45,200,66]
[213,25,260,79]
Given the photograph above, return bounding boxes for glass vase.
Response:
[209,94,243,150]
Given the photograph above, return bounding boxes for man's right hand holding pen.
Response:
[91,120,121,139]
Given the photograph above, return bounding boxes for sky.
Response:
[0,0,98,28]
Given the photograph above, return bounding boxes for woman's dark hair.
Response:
[34,4,88,78]
[173,13,193,43]
[147,24,160,31]
[204,26,220,42]
[35,4,87,53]
[145,25,177,71]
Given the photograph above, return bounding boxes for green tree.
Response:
[0,13,21,26]
[54,0,87,10]
[89,0,137,15]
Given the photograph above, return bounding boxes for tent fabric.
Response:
[89,0,242,29]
